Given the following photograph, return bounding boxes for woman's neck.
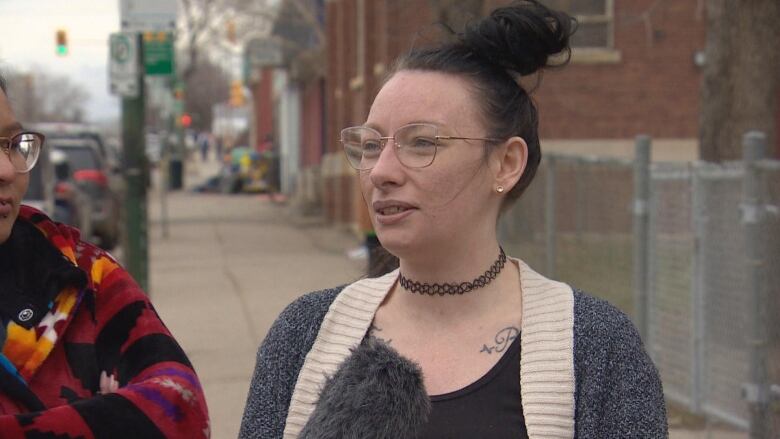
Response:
[398,242,503,285]
[390,242,521,324]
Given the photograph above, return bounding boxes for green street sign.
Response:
[143,32,174,76]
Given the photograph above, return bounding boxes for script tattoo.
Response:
[368,324,392,345]
[480,326,520,354]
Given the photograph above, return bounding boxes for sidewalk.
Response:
[148,158,363,438]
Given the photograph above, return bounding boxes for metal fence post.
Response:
[633,135,651,340]
[545,156,557,278]
[691,162,705,413]
[575,157,584,240]
[741,131,769,439]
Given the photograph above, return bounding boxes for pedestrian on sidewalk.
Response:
[0,74,209,437]
[198,131,211,162]
[240,1,666,438]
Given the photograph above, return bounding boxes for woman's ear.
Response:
[491,136,528,193]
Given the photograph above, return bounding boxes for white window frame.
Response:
[546,0,621,64]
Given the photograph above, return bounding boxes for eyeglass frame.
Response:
[0,131,45,173]
[339,123,504,170]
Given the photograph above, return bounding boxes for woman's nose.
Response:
[0,148,18,181]
[368,139,404,188]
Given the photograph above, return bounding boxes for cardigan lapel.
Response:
[516,259,576,439]
[283,270,397,438]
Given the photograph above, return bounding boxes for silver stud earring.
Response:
[496,186,504,193]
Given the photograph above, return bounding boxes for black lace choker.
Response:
[399,247,507,296]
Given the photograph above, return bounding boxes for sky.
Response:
[0,0,121,122]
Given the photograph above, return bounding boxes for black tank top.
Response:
[418,335,528,438]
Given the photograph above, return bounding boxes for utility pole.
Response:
[115,0,178,290]
[121,33,149,291]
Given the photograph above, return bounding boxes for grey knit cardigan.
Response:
[239,263,668,438]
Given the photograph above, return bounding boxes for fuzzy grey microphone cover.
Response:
[299,337,431,439]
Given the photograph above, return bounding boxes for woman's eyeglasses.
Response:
[0,131,44,173]
[340,123,501,170]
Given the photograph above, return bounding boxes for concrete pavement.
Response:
[144,158,747,439]
[147,158,363,438]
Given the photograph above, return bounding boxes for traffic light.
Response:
[55,29,68,56]
[180,113,192,128]
[229,80,245,107]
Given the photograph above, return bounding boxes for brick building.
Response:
[255,1,775,233]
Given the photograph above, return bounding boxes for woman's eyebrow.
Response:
[363,120,447,132]
[0,122,23,137]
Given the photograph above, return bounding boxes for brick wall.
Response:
[250,67,275,151]
[301,80,324,167]
[518,0,707,139]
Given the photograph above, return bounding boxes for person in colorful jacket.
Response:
[0,74,209,437]
[240,1,666,438]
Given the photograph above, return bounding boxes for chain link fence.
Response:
[498,133,780,437]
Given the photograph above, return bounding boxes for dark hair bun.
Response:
[460,0,575,76]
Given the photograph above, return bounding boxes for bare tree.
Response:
[5,69,89,123]
[269,0,326,82]
[178,0,230,81]
[184,59,231,130]
[699,0,780,161]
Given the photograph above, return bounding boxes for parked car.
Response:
[30,122,113,166]
[23,141,55,217]
[51,138,121,250]
[30,122,124,197]
[50,149,92,240]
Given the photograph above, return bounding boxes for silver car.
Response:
[51,138,121,250]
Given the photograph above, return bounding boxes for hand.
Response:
[99,371,119,394]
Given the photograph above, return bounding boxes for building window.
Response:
[541,0,614,49]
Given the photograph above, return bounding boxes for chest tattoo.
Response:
[480,326,519,354]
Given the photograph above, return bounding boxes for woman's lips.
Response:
[374,207,415,225]
[373,200,417,225]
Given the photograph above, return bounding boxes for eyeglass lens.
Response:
[341,124,438,170]
[4,133,42,172]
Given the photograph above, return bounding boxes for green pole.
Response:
[121,33,149,292]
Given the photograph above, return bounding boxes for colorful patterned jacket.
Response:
[0,206,209,438]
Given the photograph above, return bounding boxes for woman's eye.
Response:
[411,137,436,148]
[363,140,382,152]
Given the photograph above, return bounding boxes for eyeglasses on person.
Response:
[340,123,502,170]
[0,131,44,173]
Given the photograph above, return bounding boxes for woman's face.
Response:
[360,70,499,258]
[0,90,30,243]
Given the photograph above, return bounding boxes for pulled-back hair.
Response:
[391,0,575,207]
